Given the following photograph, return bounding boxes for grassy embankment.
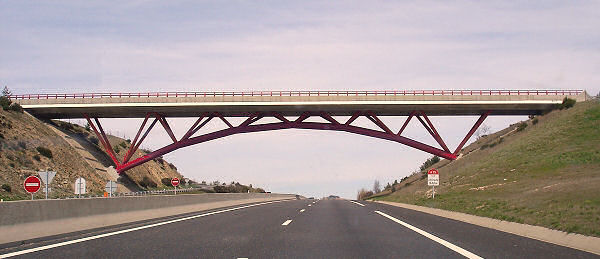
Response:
[372,100,600,237]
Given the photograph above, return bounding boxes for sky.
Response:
[1,1,599,198]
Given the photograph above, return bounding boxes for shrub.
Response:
[88,136,99,145]
[126,139,131,143]
[0,133,4,139]
[119,141,127,148]
[161,178,172,187]
[114,146,121,153]
[0,96,11,110]
[60,122,74,130]
[532,118,539,125]
[8,103,23,113]
[168,163,177,171]
[139,176,157,188]
[36,146,53,158]
[516,122,528,132]
[419,156,441,171]
[557,97,576,110]
[33,154,41,161]
[1,184,11,192]
[17,141,26,149]
[84,123,90,131]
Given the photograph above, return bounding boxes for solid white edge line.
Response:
[0,199,293,258]
[374,211,482,259]
[282,220,292,226]
[300,209,305,212]
[349,200,365,207]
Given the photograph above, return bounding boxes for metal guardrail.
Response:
[9,89,584,100]
[63,187,209,199]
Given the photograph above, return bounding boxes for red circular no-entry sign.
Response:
[428,169,439,175]
[24,176,42,193]
[171,178,180,187]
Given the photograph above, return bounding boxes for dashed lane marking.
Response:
[282,220,293,226]
[349,200,365,207]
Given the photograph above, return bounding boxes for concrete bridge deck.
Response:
[11,90,588,118]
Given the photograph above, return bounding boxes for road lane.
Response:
[368,201,597,258]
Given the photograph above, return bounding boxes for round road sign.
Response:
[428,169,439,175]
[171,178,180,187]
[24,176,42,193]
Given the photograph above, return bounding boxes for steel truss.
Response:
[84,110,490,174]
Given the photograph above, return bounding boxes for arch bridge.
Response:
[11,90,588,173]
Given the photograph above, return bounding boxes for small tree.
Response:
[373,180,381,194]
[475,124,491,140]
[2,86,11,97]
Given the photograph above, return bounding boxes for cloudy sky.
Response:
[1,1,599,198]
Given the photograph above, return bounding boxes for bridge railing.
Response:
[9,89,584,100]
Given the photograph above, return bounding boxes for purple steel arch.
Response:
[84,111,490,174]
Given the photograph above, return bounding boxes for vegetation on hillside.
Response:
[369,100,600,237]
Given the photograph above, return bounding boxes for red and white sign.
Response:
[24,176,42,193]
[171,178,180,187]
[427,169,439,186]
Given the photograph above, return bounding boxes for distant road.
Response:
[0,199,595,258]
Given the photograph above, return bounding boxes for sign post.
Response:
[171,178,180,195]
[24,176,42,200]
[427,169,439,199]
[74,177,86,198]
[38,171,56,200]
[105,181,117,197]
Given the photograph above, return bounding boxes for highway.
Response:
[0,199,596,258]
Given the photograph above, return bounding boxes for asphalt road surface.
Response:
[0,199,596,258]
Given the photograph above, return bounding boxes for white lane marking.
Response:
[300,209,305,212]
[374,211,482,259]
[308,204,312,207]
[349,200,365,207]
[282,220,292,226]
[237,258,248,259]
[0,199,293,259]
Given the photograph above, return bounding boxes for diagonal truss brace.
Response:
[84,110,490,174]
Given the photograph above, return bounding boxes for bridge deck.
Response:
[11,90,587,118]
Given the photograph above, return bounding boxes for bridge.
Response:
[11,90,588,173]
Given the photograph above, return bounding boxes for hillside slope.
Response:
[373,100,600,237]
[0,107,183,200]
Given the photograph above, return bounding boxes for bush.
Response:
[557,97,576,110]
[36,146,53,158]
[1,184,11,192]
[114,146,121,153]
[8,103,23,113]
[88,136,99,145]
[33,154,41,161]
[532,118,538,125]
[60,122,74,130]
[419,156,441,171]
[18,141,26,149]
[0,96,11,110]
[161,178,172,187]
[168,163,177,171]
[119,141,127,148]
[139,176,157,188]
[516,122,528,132]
